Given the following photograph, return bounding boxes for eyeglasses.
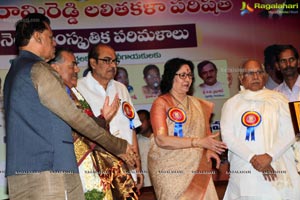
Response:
[71,61,79,67]
[96,58,120,65]
[243,70,265,77]
[175,73,193,79]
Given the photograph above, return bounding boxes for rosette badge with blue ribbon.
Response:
[241,111,261,141]
[122,101,135,129]
[167,107,187,138]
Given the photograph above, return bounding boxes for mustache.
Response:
[283,66,295,72]
[72,73,78,78]
[110,68,116,74]
[251,81,261,84]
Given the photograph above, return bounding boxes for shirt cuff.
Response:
[247,153,256,162]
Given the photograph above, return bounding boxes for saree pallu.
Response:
[148,94,218,200]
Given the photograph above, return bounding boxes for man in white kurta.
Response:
[77,72,141,145]
[221,59,300,199]
[77,44,142,185]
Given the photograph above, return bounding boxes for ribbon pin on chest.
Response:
[241,111,261,141]
[122,101,135,129]
[167,107,187,138]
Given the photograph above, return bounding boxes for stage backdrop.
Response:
[0,0,299,198]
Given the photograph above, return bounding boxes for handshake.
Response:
[118,144,140,170]
[118,144,144,191]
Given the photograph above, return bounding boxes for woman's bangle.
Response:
[191,138,202,148]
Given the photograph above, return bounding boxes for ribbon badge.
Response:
[167,107,187,138]
[122,101,135,129]
[241,111,261,141]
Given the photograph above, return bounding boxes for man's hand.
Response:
[262,165,277,182]
[100,94,120,122]
[118,143,138,170]
[250,154,277,182]
[250,153,272,171]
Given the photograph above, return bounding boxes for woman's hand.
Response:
[206,150,221,169]
[197,132,227,154]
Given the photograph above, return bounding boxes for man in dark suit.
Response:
[4,13,137,200]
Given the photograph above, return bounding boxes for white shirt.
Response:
[274,75,300,101]
[265,76,279,90]
[77,72,141,145]
[274,75,300,172]
[198,81,226,99]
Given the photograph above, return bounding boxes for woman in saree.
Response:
[148,58,227,200]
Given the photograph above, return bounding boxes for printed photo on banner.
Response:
[115,63,164,105]
[115,59,229,104]
[194,60,230,100]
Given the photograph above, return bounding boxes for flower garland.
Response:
[71,87,107,199]
[71,87,93,117]
[84,189,105,200]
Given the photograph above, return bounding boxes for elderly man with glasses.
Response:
[220,59,300,199]
[77,44,144,193]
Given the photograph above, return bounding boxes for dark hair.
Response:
[160,58,195,95]
[83,68,90,77]
[276,44,299,62]
[197,60,217,76]
[86,44,115,74]
[264,44,279,71]
[116,66,128,77]
[137,109,150,120]
[15,13,50,48]
[85,45,98,73]
[143,64,160,78]
[48,47,74,64]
